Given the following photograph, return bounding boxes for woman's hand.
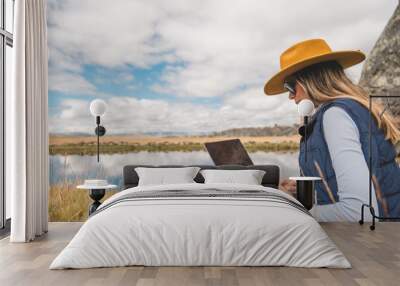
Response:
[279,179,297,197]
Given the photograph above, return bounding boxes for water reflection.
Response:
[50,151,300,187]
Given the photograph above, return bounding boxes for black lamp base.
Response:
[88,189,105,215]
[95,126,106,136]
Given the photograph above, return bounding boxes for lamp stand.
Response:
[94,116,106,163]
[96,116,100,162]
[304,116,308,164]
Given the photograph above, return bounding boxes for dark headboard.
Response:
[123,164,280,189]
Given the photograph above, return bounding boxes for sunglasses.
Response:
[284,81,297,98]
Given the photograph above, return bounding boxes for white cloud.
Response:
[150,0,397,98]
[47,44,97,94]
[48,0,172,68]
[49,71,97,95]
[48,0,398,132]
[49,91,299,134]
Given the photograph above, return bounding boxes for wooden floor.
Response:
[0,222,399,286]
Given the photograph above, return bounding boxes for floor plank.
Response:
[0,222,399,286]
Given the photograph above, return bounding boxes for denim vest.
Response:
[299,98,400,217]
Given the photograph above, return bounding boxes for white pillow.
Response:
[200,169,266,185]
[135,167,200,186]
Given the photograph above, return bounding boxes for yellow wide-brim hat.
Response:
[264,38,366,95]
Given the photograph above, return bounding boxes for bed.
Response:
[50,164,350,269]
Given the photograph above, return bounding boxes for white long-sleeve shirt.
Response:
[310,106,379,222]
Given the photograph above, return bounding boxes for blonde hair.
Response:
[291,61,400,151]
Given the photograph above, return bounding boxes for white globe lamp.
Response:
[297,99,315,117]
[89,99,107,162]
[90,99,107,117]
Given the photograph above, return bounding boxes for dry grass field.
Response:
[49,135,301,155]
[50,135,300,145]
[49,182,116,221]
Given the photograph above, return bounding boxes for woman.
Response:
[264,39,400,222]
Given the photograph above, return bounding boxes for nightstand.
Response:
[77,183,118,215]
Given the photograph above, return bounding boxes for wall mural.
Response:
[47,0,397,221]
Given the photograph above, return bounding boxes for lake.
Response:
[50,151,300,187]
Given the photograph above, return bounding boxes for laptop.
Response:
[204,139,254,166]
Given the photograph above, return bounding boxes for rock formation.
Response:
[359,3,400,116]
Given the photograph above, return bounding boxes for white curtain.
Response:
[9,0,49,242]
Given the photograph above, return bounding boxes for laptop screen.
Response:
[204,139,254,166]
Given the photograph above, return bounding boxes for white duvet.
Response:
[50,183,350,269]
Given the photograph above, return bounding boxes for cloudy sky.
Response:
[47,0,398,135]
